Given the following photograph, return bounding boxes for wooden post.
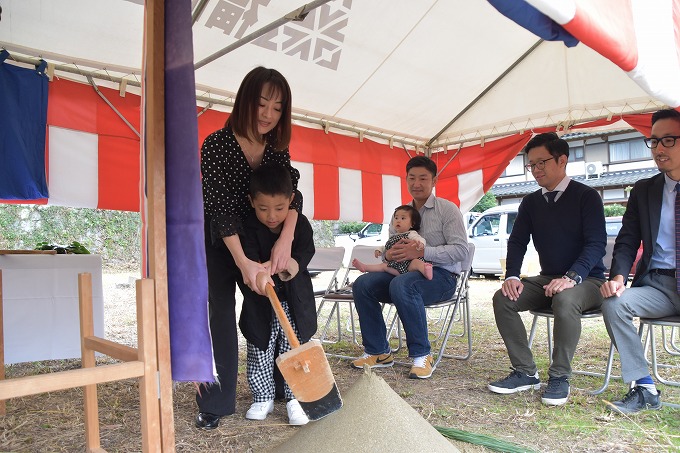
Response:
[144,0,176,450]
[137,279,161,452]
[78,273,100,450]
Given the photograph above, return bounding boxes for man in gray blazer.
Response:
[600,108,680,414]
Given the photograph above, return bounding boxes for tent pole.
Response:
[144,0,176,450]
[86,75,141,138]
[427,39,544,148]
[191,0,210,25]
[194,0,333,70]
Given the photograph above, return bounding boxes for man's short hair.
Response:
[406,155,437,178]
[524,132,569,160]
[249,164,293,198]
[651,108,680,126]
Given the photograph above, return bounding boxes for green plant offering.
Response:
[435,426,536,453]
[35,241,91,254]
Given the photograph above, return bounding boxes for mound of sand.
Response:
[270,368,459,453]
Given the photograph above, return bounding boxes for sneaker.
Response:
[351,352,394,369]
[541,376,570,406]
[286,399,309,425]
[609,386,662,415]
[408,354,435,379]
[245,400,274,420]
[488,369,541,394]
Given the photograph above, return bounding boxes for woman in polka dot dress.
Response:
[352,205,433,280]
[195,67,303,430]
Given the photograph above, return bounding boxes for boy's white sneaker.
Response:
[245,400,274,420]
[286,399,309,425]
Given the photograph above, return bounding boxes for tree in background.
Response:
[0,205,141,269]
[471,191,498,213]
[604,203,626,217]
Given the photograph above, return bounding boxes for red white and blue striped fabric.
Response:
[488,0,680,109]
[13,77,526,221]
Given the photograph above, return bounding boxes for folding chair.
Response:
[638,316,680,392]
[315,245,382,346]
[528,308,617,395]
[389,243,476,368]
[307,246,345,298]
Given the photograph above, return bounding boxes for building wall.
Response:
[494,129,655,207]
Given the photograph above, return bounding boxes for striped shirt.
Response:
[403,194,469,274]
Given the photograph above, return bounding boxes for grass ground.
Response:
[1,274,679,452]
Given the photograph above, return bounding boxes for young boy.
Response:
[237,163,317,426]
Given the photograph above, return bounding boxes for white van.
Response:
[468,204,539,278]
[334,223,389,266]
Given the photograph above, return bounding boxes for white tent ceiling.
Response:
[0,0,663,150]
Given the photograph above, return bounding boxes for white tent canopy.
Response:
[0,0,662,152]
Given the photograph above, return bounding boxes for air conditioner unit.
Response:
[585,161,603,179]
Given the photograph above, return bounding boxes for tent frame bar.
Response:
[3,51,662,152]
[427,39,544,148]
[86,75,141,138]
[194,0,333,70]
[191,0,210,25]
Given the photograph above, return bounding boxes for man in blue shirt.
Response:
[350,156,469,379]
[601,109,680,414]
[488,132,607,406]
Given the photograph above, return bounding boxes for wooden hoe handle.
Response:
[265,283,301,349]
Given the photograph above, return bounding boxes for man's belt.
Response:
[649,268,676,278]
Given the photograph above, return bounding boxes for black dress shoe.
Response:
[195,412,221,430]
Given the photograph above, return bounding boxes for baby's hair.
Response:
[394,205,421,231]
[249,164,293,198]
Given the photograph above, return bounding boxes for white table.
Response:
[1,254,104,364]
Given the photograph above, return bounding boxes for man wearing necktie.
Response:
[601,108,680,414]
[488,132,607,407]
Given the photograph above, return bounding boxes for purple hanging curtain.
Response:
[164,0,213,382]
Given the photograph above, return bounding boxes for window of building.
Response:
[609,138,650,162]
[502,155,525,177]
[567,146,584,162]
[603,188,626,200]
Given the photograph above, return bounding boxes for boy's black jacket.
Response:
[238,212,317,351]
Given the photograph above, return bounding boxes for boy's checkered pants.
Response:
[246,298,298,402]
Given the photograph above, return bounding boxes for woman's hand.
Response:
[269,209,297,274]
[269,238,292,275]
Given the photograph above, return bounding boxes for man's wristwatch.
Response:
[563,270,582,285]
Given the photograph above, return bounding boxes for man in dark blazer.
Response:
[601,108,680,414]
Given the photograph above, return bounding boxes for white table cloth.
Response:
[1,254,104,364]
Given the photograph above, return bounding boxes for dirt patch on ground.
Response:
[1,273,679,452]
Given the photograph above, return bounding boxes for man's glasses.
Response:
[524,158,554,172]
[643,135,680,149]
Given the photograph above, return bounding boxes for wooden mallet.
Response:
[264,283,342,421]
